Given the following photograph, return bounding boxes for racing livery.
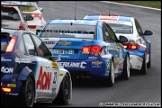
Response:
[84,14,153,74]
[1,28,72,107]
[37,19,131,86]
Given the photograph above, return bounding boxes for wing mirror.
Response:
[143,30,153,36]
[39,7,43,12]
[119,35,128,43]
[24,15,33,21]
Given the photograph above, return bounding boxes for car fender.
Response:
[18,66,34,81]
[101,53,112,59]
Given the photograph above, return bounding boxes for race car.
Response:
[84,14,153,74]
[37,19,131,87]
[2,1,46,34]
[1,2,33,31]
[1,28,72,107]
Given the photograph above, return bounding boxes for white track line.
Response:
[100,1,161,11]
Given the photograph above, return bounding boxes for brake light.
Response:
[31,13,42,19]
[81,46,91,54]
[19,22,25,30]
[6,36,17,53]
[2,87,12,92]
[123,43,137,50]
[81,45,102,56]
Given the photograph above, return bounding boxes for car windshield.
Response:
[39,24,96,39]
[108,23,133,34]
[1,6,21,21]
[19,2,38,12]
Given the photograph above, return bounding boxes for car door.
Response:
[103,23,123,71]
[24,33,58,98]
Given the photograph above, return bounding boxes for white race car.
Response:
[84,14,153,74]
[6,1,46,34]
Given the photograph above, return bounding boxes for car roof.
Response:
[49,19,102,26]
[1,28,28,37]
[1,1,36,6]
[84,14,134,23]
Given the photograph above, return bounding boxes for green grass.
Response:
[115,1,161,9]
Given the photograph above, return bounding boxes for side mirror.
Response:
[119,35,128,43]
[39,7,43,12]
[143,30,153,36]
[24,15,33,21]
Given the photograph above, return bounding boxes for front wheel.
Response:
[141,53,147,75]
[122,54,130,80]
[52,74,71,105]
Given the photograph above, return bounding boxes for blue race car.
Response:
[37,19,131,86]
[1,28,72,107]
[84,14,153,74]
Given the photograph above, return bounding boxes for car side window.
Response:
[18,38,26,55]
[135,18,143,36]
[106,24,117,41]
[31,34,52,60]
[102,24,111,41]
[23,34,37,56]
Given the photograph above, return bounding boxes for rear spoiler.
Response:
[36,30,94,35]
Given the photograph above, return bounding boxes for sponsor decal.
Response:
[114,58,119,68]
[92,61,102,68]
[105,60,110,73]
[43,41,55,44]
[58,41,71,46]
[58,61,86,68]
[15,57,32,63]
[8,93,18,96]
[59,73,64,76]
[1,66,14,73]
[7,83,16,88]
[36,66,52,90]
[53,72,57,84]
[52,88,56,94]
[88,57,97,59]
[92,61,102,65]
[106,45,119,52]
[1,57,12,62]
[51,62,58,68]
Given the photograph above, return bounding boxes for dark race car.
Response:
[1,28,72,107]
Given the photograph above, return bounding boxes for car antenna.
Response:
[109,3,111,16]
[74,1,77,20]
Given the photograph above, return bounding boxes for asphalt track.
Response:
[34,1,161,107]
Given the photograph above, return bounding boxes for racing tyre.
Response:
[104,61,115,87]
[53,74,71,105]
[19,77,35,107]
[141,53,147,75]
[147,52,151,68]
[122,54,130,80]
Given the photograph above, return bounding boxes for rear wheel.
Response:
[104,60,115,87]
[122,54,130,80]
[141,53,147,75]
[19,77,35,107]
[52,74,71,105]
